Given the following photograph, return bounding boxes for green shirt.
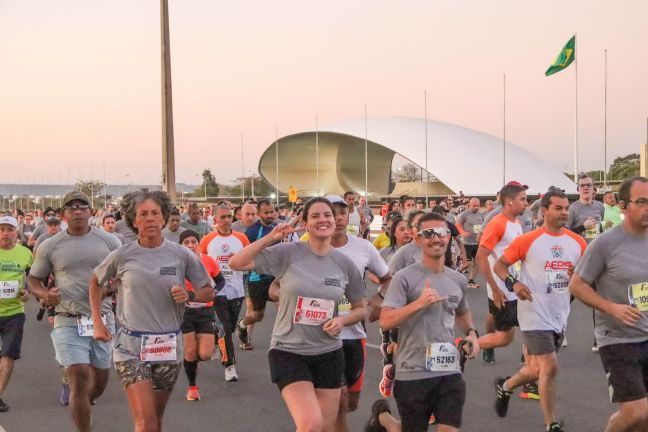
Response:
[603,203,622,230]
[0,245,33,317]
[180,220,212,240]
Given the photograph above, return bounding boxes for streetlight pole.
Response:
[160,0,177,200]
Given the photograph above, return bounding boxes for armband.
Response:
[504,274,518,292]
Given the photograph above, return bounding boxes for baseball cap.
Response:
[324,195,348,207]
[506,181,529,190]
[432,205,448,214]
[46,217,61,225]
[0,216,18,228]
[548,185,565,193]
[62,191,90,207]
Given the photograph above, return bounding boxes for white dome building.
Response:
[258,117,576,197]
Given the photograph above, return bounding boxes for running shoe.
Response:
[428,414,436,424]
[236,319,249,345]
[547,422,565,431]
[561,336,568,348]
[467,280,480,289]
[482,348,496,364]
[239,341,254,350]
[60,383,70,406]
[225,365,239,382]
[186,386,201,401]
[592,343,599,352]
[364,398,390,432]
[494,376,512,417]
[0,398,8,412]
[378,364,395,398]
[520,382,540,400]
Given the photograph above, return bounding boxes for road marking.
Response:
[366,342,380,350]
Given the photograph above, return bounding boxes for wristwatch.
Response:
[187,291,196,302]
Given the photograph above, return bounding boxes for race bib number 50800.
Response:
[140,334,177,362]
[293,296,334,325]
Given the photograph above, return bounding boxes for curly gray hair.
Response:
[124,190,172,234]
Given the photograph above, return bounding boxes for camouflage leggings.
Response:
[115,359,181,391]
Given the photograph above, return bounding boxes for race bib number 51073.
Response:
[293,297,334,325]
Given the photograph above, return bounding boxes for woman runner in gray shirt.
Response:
[90,191,212,432]
[230,197,366,432]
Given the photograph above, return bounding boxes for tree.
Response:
[226,174,273,198]
[608,153,640,181]
[192,169,219,198]
[75,180,106,198]
[392,163,422,182]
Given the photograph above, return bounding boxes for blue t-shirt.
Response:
[244,221,276,282]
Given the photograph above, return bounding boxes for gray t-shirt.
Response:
[483,206,534,234]
[33,232,57,255]
[382,262,469,381]
[456,210,485,245]
[567,200,606,244]
[574,224,648,347]
[114,219,138,244]
[254,241,365,355]
[30,227,121,328]
[180,220,211,240]
[95,239,210,333]
[30,223,47,243]
[388,242,422,275]
[231,220,251,233]
[162,226,186,244]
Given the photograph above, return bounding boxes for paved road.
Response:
[0,276,615,431]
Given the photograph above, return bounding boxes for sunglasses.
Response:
[417,227,450,239]
[65,204,90,211]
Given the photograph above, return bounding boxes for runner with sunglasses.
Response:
[367,212,479,432]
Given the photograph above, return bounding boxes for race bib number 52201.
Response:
[628,282,648,312]
[293,296,334,325]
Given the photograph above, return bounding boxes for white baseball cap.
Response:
[0,216,18,228]
[324,195,347,206]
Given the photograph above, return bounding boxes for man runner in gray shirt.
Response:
[567,174,605,245]
[570,176,648,432]
[27,191,120,432]
[456,198,484,288]
[372,212,480,432]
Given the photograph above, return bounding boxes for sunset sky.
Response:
[1,0,647,187]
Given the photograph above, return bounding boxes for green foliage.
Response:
[75,179,106,198]
[192,169,219,197]
[608,153,640,181]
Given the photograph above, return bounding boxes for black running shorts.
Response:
[268,348,344,391]
[523,330,563,355]
[181,307,217,335]
[341,338,366,393]
[0,313,25,360]
[599,339,648,403]
[393,374,466,431]
[488,299,519,331]
[248,279,274,311]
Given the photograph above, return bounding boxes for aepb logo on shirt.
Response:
[544,261,572,271]
[159,266,177,276]
[550,244,564,258]
[324,278,341,287]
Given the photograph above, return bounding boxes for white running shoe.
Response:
[561,336,568,347]
[225,365,239,382]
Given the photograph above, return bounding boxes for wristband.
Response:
[504,274,518,292]
[377,292,384,299]
[187,291,196,302]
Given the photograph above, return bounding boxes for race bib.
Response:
[425,343,460,372]
[346,225,359,236]
[220,263,234,280]
[472,224,482,234]
[545,272,570,294]
[140,333,177,362]
[583,229,598,240]
[337,297,352,316]
[628,282,648,312]
[0,281,19,299]
[294,297,335,325]
[77,315,107,337]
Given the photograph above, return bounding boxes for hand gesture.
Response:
[491,288,507,309]
[513,282,533,302]
[269,223,295,242]
[93,321,112,342]
[609,303,643,327]
[19,290,30,303]
[323,317,344,336]
[417,279,447,308]
[46,287,61,307]
[583,217,597,230]
[171,285,189,304]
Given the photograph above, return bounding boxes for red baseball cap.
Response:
[506,181,529,190]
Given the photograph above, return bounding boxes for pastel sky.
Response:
[2,0,647,187]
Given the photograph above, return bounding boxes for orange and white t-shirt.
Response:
[199,231,250,299]
[503,227,586,332]
[479,213,523,302]
[185,254,220,308]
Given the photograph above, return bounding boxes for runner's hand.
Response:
[268,223,296,242]
[416,279,447,308]
[567,264,575,278]
[93,321,112,342]
[323,317,344,336]
[513,282,533,302]
[171,285,189,303]
[47,316,54,327]
[367,293,383,322]
[583,217,597,230]
[491,288,507,309]
[46,287,61,307]
[465,333,480,359]
[19,290,30,302]
[608,303,643,326]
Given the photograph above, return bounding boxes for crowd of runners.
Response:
[0,173,646,432]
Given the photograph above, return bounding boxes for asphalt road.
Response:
[0,276,615,432]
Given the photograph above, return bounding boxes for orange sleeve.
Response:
[232,231,250,247]
[198,232,218,254]
[203,255,221,277]
[479,215,506,250]
[565,229,588,256]
[502,228,543,264]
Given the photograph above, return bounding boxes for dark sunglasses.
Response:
[417,227,450,239]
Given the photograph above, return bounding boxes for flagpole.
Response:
[364,105,368,197]
[424,91,429,207]
[275,123,279,204]
[604,49,608,188]
[503,73,506,186]
[315,115,319,196]
[240,130,245,200]
[574,33,579,182]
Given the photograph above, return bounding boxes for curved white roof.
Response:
[259,117,576,196]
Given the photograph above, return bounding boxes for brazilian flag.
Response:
[545,36,576,76]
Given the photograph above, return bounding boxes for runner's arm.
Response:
[475,246,500,295]
[193,282,214,303]
[26,275,50,303]
[89,274,104,321]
